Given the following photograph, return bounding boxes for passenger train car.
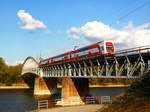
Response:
[40,41,115,67]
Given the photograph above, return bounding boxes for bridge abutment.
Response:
[57,78,89,106]
[34,77,57,95]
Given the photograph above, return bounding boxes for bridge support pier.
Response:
[34,77,57,95]
[57,78,89,106]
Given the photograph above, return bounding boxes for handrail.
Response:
[116,45,150,55]
[37,96,115,109]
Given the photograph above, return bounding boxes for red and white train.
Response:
[40,41,115,67]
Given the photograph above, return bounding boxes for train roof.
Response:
[76,41,104,51]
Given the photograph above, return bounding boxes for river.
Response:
[0,87,126,112]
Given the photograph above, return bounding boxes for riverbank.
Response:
[99,73,150,112]
[89,84,130,87]
[0,84,29,89]
[57,84,130,88]
[28,104,104,112]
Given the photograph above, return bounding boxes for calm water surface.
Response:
[0,89,37,112]
[0,87,127,112]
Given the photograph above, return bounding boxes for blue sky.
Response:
[0,0,150,65]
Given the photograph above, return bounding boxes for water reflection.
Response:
[89,87,127,96]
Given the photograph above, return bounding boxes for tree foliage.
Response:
[0,57,22,86]
[0,57,8,83]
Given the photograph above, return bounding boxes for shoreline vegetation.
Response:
[0,83,29,89]
[57,84,130,88]
[89,84,130,87]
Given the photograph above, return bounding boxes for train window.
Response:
[85,50,89,55]
[89,48,97,53]
[101,46,104,50]
[64,56,68,59]
[148,60,150,65]
[94,48,98,52]
[90,49,94,53]
[72,54,74,57]
[78,52,83,56]
[106,46,114,50]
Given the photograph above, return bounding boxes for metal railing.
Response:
[37,96,115,109]
[38,100,48,109]
[115,45,150,56]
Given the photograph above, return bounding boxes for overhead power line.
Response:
[111,0,150,26]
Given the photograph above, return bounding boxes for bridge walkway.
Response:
[28,104,104,112]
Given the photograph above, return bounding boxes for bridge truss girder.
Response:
[41,52,150,78]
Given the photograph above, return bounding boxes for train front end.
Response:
[104,41,115,54]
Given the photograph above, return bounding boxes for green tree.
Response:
[5,64,22,85]
[0,57,23,85]
[0,57,8,83]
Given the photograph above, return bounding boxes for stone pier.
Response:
[57,78,89,106]
[34,77,57,95]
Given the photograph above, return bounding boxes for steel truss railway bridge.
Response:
[22,45,150,79]
[21,45,150,106]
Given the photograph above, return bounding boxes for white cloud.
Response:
[6,60,23,66]
[45,29,51,34]
[68,34,80,40]
[67,21,150,49]
[17,10,47,30]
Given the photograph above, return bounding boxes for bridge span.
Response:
[21,45,150,106]
[22,45,150,78]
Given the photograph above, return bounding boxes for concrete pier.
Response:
[57,78,89,106]
[34,77,57,95]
